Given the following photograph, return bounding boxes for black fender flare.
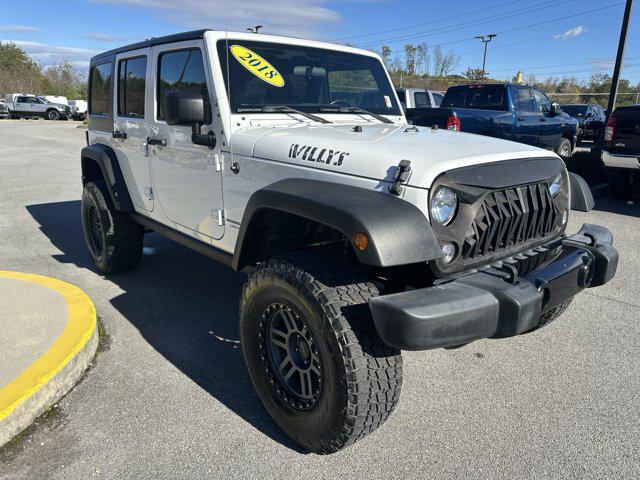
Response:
[81,144,134,211]
[232,178,441,270]
[568,172,594,212]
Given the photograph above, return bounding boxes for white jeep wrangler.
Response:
[81,30,618,454]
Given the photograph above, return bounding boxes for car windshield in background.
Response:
[441,85,508,111]
[562,105,588,116]
[217,40,401,116]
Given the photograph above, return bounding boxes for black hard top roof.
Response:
[90,29,212,64]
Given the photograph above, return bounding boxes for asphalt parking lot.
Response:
[1,120,639,479]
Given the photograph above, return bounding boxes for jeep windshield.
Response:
[217,40,401,117]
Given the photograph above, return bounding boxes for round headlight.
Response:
[431,187,458,225]
[549,173,562,197]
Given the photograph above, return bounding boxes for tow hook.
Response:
[578,255,595,288]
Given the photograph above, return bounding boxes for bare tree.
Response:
[432,46,459,77]
[389,53,403,73]
[42,60,87,98]
[404,44,417,75]
[416,43,429,76]
[380,45,392,69]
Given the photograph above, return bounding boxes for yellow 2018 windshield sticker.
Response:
[230,45,284,87]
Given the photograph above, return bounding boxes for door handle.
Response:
[517,117,525,121]
[112,131,127,139]
[146,137,167,146]
[539,117,547,122]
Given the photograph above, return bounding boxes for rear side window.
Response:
[157,48,211,123]
[118,56,147,118]
[442,85,508,111]
[414,91,430,108]
[90,62,113,116]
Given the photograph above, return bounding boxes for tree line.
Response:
[0,42,87,100]
[375,43,640,107]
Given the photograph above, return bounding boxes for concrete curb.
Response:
[0,271,98,447]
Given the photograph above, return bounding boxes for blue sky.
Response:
[0,0,638,84]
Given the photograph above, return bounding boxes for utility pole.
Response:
[475,34,497,83]
[607,0,634,114]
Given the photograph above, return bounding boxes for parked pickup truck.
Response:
[4,93,70,120]
[406,83,579,159]
[601,105,640,198]
[396,87,443,109]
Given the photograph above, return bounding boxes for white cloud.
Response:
[1,40,99,67]
[87,0,353,38]
[553,25,588,41]
[0,24,40,33]
[590,59,615,69]
[81,33,129,42]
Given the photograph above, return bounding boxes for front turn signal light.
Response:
[354,232,369,251]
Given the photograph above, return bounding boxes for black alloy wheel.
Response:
[259,303,322,410]
[87,203,105,257]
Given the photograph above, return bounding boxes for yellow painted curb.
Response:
[0,271,96,421]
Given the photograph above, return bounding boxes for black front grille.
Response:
[462,183,558,260]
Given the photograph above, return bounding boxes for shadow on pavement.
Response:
[592,194,640,217]
[26,200,305,453]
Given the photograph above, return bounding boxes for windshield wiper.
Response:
[319,106,393,124]
[236,104,331,124]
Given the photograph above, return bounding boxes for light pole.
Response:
[607,0,634,115]
[475,34,497,83]
[246,25,263,34]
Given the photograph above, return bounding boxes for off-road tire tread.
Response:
[82,180,143,274]
[241,249,403,454]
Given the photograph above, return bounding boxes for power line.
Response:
[491,61,640,76]
[333,0,531,41]
[356,0,577,47]
[359,2,624,48]
[455,13,639,57]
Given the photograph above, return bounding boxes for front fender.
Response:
[232,179,441,270]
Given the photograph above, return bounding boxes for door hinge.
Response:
[208,153,223,172]
[212,209,225,226]
[144,186,155,200]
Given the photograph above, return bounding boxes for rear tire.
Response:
[555,138,573,159]
[240,250,403,454]
[81,180,144,274]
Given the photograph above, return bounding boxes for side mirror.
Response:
[163,90,216,150]
[550,102,560,116]
[164,90,205,126]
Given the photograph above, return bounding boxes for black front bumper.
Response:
[369,224,618,350]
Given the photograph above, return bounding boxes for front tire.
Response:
[240,250,403,454]
[47,109,60,120]
[555,138,573,159]
[81,180,144,274]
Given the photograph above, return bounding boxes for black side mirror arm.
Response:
[191,122,216,150]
